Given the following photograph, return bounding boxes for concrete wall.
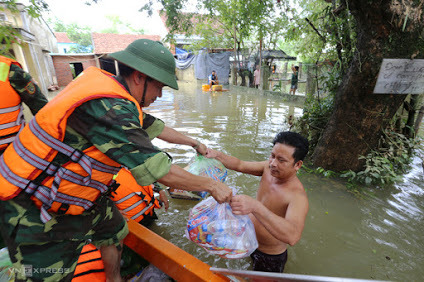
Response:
[52,55,97,87]
[1,3,58,95]
[176,65,196,82]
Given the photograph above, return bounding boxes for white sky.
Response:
[41,0,167,36]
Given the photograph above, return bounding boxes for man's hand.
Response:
[230,194,257,215]
[209,180,232,204]
[205,148,220,159]
[158,190,169,211]
[196,143,208,156]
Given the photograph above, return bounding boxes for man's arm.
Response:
[230,192,309,246]
[9,64,48,115]
[158,164,232,203]
[206,148,266,176]
[157,126,207,155]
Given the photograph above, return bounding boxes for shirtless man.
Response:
[205,131,309,272]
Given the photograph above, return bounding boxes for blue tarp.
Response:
[175,47,195,70]
[194,50,231,84]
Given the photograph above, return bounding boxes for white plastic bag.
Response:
[169,155,227,200]
[0,247,13,281]
[186,193,258,259]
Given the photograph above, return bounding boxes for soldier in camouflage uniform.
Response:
[0,56,48,155]
[0,40,232,281]
[0,56,48,251]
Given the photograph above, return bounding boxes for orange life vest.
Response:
[72,244,106,282]
[112,168,161,223]
[0,66,143,222]
[0,56,25,151]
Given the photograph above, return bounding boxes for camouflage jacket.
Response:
[52,75,171,186]
[9,64,48,115]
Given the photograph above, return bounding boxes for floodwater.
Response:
[146,81,424,282]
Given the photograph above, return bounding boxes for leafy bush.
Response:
[340,130,422,186]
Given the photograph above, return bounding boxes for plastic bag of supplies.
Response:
[168,155,227,200]
[186,192,258,259]
[0,247,14,281]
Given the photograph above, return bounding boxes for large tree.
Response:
[311,0,424,171]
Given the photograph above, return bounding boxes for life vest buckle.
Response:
[105,180,120,198]
[23,180,38,195]
[57,203,70,215]
[70,149,84,163]
[43,161,60,176]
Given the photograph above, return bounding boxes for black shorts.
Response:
[250,249,288,273]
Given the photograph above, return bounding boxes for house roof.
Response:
[92,33,161,54]
[55,32,74,43]
[259,49,296,60]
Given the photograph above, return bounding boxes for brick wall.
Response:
[52,55,97,87]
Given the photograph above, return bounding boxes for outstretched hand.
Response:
[205,148,220,159]
[230,194,257,215]
[158,190,169,211]
[209,181,232,204]
[196,143,208,156]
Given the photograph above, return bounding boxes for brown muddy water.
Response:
[145,81,424,282]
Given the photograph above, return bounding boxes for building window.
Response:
[69,63,83,78]
[0,13,7,22]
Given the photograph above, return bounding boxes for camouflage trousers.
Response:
[0,192,128,282]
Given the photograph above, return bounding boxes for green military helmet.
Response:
[109,39,178,90]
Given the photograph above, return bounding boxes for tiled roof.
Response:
[55,32,74,43]
[92,33,161,54]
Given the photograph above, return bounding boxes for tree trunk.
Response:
[403,95,419,138]
[312,0,423,171]
[306,65,316,96]
[415,106,424,136]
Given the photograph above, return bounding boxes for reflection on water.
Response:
[146,82,423,281]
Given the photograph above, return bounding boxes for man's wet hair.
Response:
[273,131,309,163]
[295,66,299,71]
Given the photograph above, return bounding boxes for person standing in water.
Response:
[206,131,309,273]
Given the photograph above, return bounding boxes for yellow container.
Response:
[212,85,222,91]
[202,84,210,91]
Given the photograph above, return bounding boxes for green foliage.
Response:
[50,19,93,53]
[340,130,422,186]
[100,15,145,34]
[0,0,49,53]
[301,165,337,178]
[294,91,335,154]
[272,81,282,92]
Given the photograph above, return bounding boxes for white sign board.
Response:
[373,59,424,94]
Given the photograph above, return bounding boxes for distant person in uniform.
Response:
[289,65,299,95]
[208,70,219,87]
[254,65,260,89]
[206,131,309,273]
[0,55,48,155]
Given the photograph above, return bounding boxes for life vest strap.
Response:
[28,119,121,175]
[131,202,154,221]
[0,105,24,130]
[0,104,21,114]
[0,157,94,222]
[0,136,18,146]
[0,152,111,223]
[114,192,141,205]
[13,135,111,194]
[123,198,146,213]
